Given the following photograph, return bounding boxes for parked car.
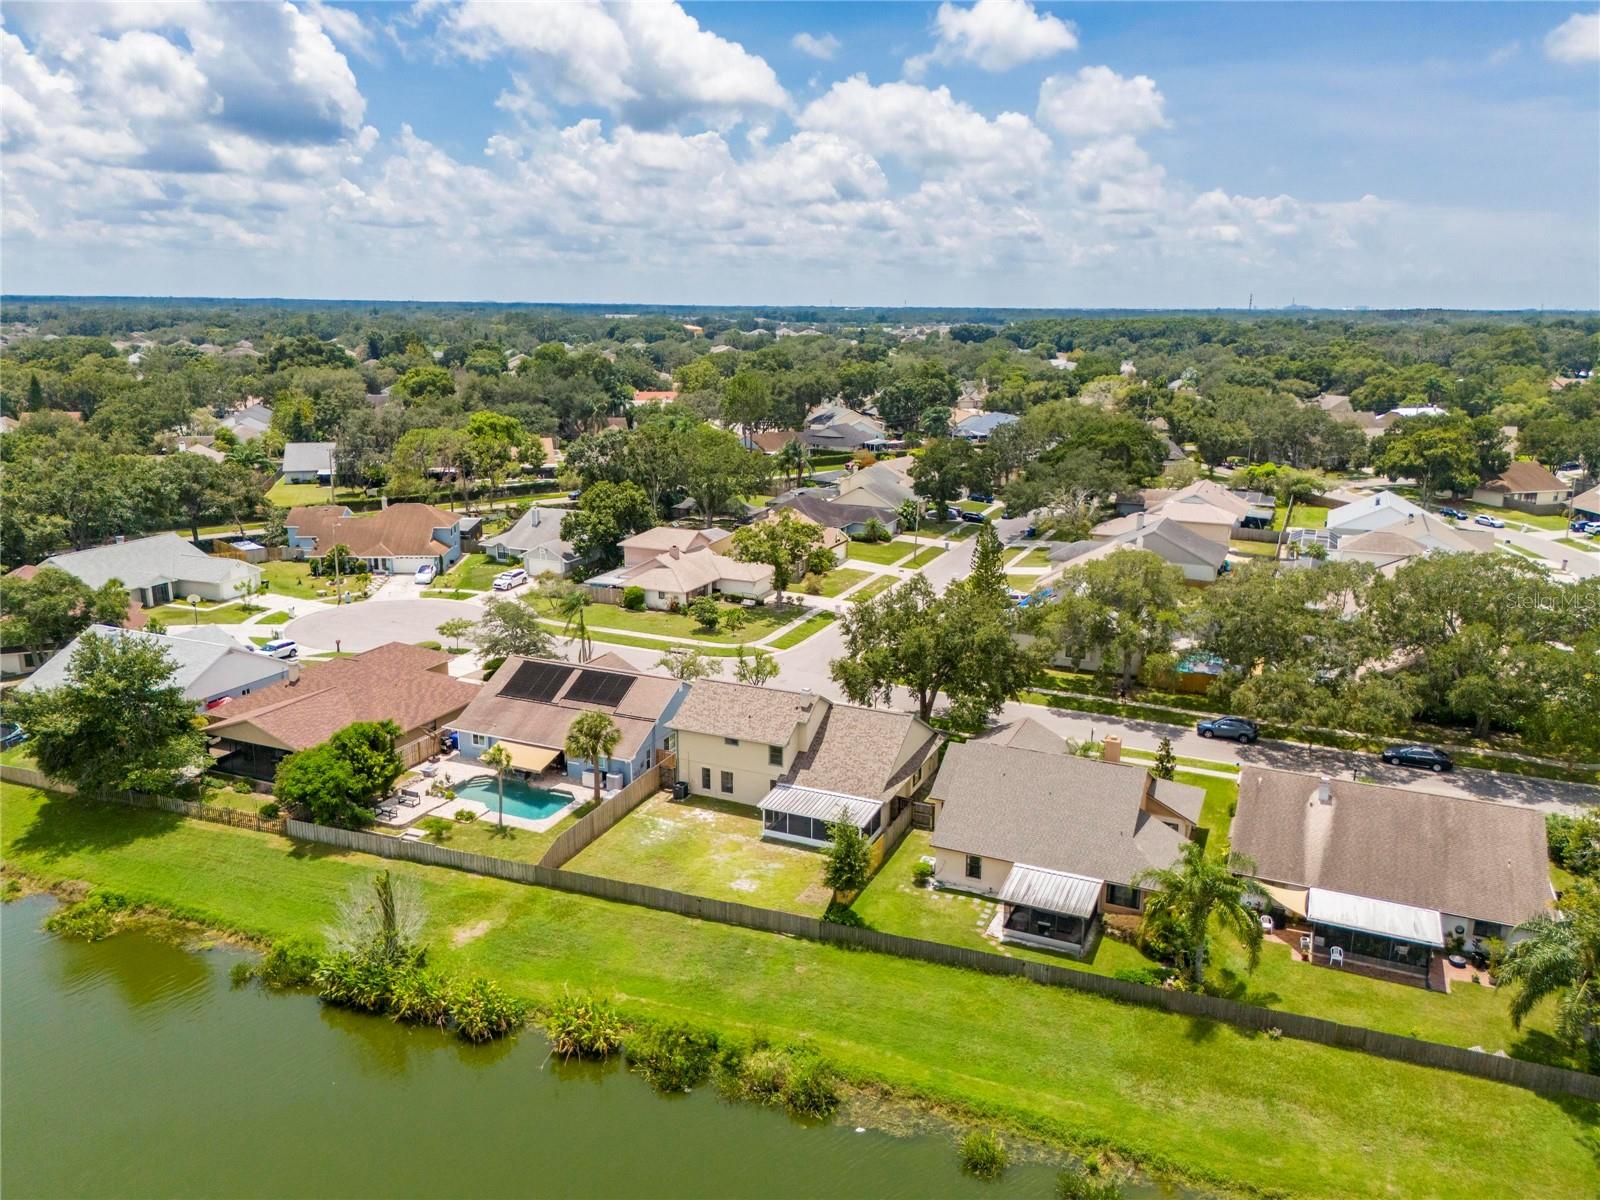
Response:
[493,568,528,591]
[414,563,437,585]
[968,492,994,504]
[0,721,27,749]
[258,638,298,660]
[1474,514,1506,528]
[959,510,988,524]
[1381,744,1454,772]
[1439,507,1466,520]
[1197,716,1260,744]
[1570,519,1600,534]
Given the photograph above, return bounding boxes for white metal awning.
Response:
[1307,887,1444,947]
[758,784,879,828]
[996,864,1103,919]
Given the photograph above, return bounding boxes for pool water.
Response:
[451,774,575,821]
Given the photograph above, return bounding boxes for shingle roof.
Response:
[18,624,277,700]
[206,642,477,751]
[1480,460,1569,495]
[670,679,820,744]
[287,504,458,558]
[930,742,1185,886]
[773,491,896,526]
[479,506,574,557]
[449,655,684,760]
[1150,777,1206,825]
[42,533,255,592]
[1051,517,1227,573]
[784,703,940,800]
[1230,767,1552,927]
[1572,484,1600,515]
[281,442,336,474]
[975,718,1067,755]
[619,527,729,555]
[613,548,772,595]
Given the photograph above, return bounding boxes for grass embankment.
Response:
[2,783,1594,1200]
[848,577,896,605]
[767,611,836,649]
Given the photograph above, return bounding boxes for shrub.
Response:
[482,655,506,676]
[314,950,398,1013]
[545,990,625,1060]
[447,976,527,1043]
[622,586,646,611]
[801,575,822,595]
[1055,1162,1125,1200]
[419,817,452,843]
[822,900,865,927]
[722,1043,839,1117]
[257,936,321,988]
[453,808,477,822]
[958,1130,1008,1180]
[258,801,281,819]
[911,860,935,887]
[1112,965,1179,987]
[626,1023,720,1092]
[688,595,721,632]
[417,640,443,651]
[390,967,454,1029]
[781,1053,840,1118]
[44,891,129,941]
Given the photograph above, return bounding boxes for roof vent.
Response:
[1317,775,1332,805]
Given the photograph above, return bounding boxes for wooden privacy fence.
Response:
[1,764,285,834]
[539,753,675,868]
[284,814,1597,1101]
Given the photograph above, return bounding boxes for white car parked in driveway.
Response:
[493,568,528,591]
[414,563,437,584]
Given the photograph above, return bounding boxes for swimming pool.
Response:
[450,775,576,822]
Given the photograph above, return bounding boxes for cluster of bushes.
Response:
[314,947,526,1042]
[43,890,130,941]
[958,1129,1007,1179]
[1055,1161,1127,1199]
[1112,965,1180,988]
[621,586,646,611]
[542,992,840,1118]
[1548,813,1600,882]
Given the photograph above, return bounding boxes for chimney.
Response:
[286,662,302,685]
[530,508,540,527]
[380,496,388,510]
[1317,775,1332,805]
[1135,511,1145,529]
[1102,734,1122,763]
[669,544,680,559]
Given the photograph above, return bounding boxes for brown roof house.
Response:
[284,503,464,574]
[1471,460,1574,515]
[1230,767,1553,986]
[927,740,1205,956]
[584,527,773,610]
[669,680,941,867]
[449,654,686,790]
[205,642,478,780]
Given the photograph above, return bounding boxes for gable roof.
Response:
[953,411,1020,439]
[975,717,1068,755]
[1572,484,1600,515]
[479,506,574,558]
[619,526,728,555]
[1053,517,1227,573]
[449,656,683,761]
[281,442,336,474]
[42,533,254,592]
[286,504,458,558]
[1324,490,1428,532]
[612,547,771,595]
[1230,767,1551,927]
[783,703,940,801]
[773,490,896,526]
[670,679,821,744]
[206,642,477,751]
[751,507,847,549]
[930,742,1185,887]
[1479,460,1570,495]
[18,624,280,700]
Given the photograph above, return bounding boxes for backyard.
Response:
[565,793,833,915]
[0,783,1591,1200]
[264,480,368,509]
[392,806,591,864]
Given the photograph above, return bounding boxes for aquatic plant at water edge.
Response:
[625,1023,720,1092]
[449,977,527,1043]
[43,891,129,941]
[544,989,625,1060]
[958,1129,1008,1180]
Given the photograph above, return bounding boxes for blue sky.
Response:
[3,1,1597,308]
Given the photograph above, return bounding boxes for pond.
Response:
[0,896,1190,1199]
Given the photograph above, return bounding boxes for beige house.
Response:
[1471,461,1574,514]
[927,735,1204,956]
[1094,480,1267,548]
[618,526,731,567]
[668,680,941,866]
[585,545,773,610]
[748,508,849,565]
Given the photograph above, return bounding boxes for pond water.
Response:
[0,896,1189,1199]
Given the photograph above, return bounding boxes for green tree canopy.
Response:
[275,719,404,828]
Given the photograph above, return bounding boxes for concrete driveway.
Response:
[284,597,484,653]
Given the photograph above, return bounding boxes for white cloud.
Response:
[792,31,840,60]
[905,0,1077,78]
[1037,66,1169,140]
[1545,11,1600,63]
[441,0,788,127]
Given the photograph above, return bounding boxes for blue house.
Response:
[448,654,687,790]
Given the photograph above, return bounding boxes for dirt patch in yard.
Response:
[451,919,494,947]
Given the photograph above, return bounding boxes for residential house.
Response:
[748,507,848,565]
[1309,393,1388,437]
[632,389,679,406]
[40,533,261,609]
[952,411,1020,443]
[927,740,1204,956]
[0,565,150,678]
[972,717,1068,754]
[669,679,941,865]
[749,429,802,455]
[219,401,273,442]
[1050,515,1228,584]
[284,503,463,574]
[1571,484,1600,520]
[1099,480,1270,546]
[584,545,774,610]
[1323,489,1430,534]
[19,624,288,710]
[280,441,336,484]
[1324,511,1493,568]
[618,526,731,566]
[1230,767,1552,986]
[837,458,918,511]
[450,653,685,789]
[800,405,892,452]
[479,506,578,576]
[205,642,478,779]
[772,490,901,538]
[1471,461,1574,514]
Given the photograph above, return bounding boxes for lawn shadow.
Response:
[1508,1027,1584,1071]
[284,839,359,862]
[7,790,185,863]
[1208,967,1283,1007]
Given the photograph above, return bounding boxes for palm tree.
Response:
[1496,890,1600,1061]
[565,711,622,808]
[1132,842,1267,988]
[776,438,810,491]
[480,742,514,829]
[538,578,593,662]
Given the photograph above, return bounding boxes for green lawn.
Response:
[0,745,36,767]
[568,793,832,916]
[797,567,870,598]
[1120,747,1239,775]
[845,540,910,566]
[767,611,836,649]
[254,610,291,626]
[537,599,806,646]
[847,577,896,605]
[1006,573,1048,591]
[436,553,505,593]
[1007,548,1054,568]
[1556,536,1598,555]
[542,626,746,657]
[901,546,945,569]
[953,499,994,514]
[3,783,1590,1200]
[1272,504,1329,530]
[1388,489,1573,532]
[395,807,589,863]
[265,480,367,509]
[258,561,339,601]
[148,603,260,626]
[1226,539,1279,558]
[422,589,481,601]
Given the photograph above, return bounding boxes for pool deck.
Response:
[381,758,588,833]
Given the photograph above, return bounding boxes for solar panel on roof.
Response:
[564,668,634,709]
[501,660,571,704]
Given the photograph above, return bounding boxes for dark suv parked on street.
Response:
[1197,716,1260,744]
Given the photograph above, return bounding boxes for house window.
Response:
[864,810,882,839]
[700,767,711,790]
[1472,919,1501,940]
[725,737,741,746]
[471,733,487,747]
[658,592,668,600]
[1162,820,1179,833]
[768,744,783,766]
[719,771,734,794]
[965,855,982,880]
[1106,883,1139,909]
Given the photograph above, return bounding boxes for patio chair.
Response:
[1328,946,1344,969]
[399,793,421,807]
[376,805,398,821]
